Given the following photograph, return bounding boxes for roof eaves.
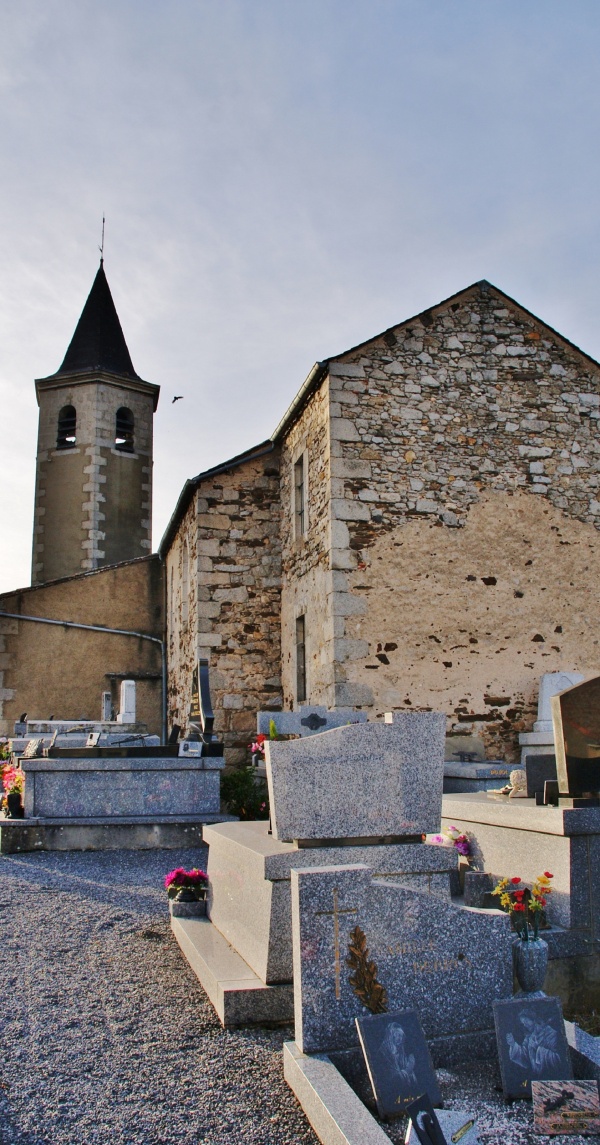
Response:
[271,361,329,443]
[158,439,276,556]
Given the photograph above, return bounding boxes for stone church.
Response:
[2,267,600,764]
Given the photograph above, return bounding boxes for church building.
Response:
[1,269,599,767]
[160,279,600,764]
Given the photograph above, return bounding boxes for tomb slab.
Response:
[267,715,446,843]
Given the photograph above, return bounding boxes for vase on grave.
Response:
[6,792,24,819]
[169,895,207,919]
[513,937,549,994]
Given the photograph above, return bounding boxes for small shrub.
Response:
[221,766,269,821]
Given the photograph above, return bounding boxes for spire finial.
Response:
[99,215,105,264]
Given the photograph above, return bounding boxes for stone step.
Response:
[170,914,293,1027]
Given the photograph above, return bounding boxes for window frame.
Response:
[115,406,135,453]
[56,404,77,449]
[293,448,308,540]
[296,614,307,703]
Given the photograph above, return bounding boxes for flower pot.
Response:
[6,792,24,819]
[169,898,207,919]
[513,936,549,994]
[174,888,199,902]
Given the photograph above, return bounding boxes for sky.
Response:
[1,0,600,591]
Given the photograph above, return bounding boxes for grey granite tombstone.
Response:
[356,1009,441,1117]
[493,996,572,1101]
[291,862,512,1059]
[519,672,584,763]
[266,715,446,843]
[257,706,367,737]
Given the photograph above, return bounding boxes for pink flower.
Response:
[164,867,207,890]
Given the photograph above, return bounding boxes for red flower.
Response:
[510,877,521,885]
[513,890,525,900]
[544,871,553,879]
[512,903,526,912]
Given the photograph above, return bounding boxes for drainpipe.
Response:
[0,611,166,744]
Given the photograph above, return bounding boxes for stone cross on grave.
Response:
[315,886,357,1000]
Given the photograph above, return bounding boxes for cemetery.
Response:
[4,664,600,1141]
[153,669,600,1143]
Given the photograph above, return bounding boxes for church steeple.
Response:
[31,262,160,585]
[53,262,139,380]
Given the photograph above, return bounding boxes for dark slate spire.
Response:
[54,262,139,379]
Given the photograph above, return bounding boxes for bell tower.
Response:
[31,262,160,585]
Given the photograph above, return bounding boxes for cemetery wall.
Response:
[279,379,336,706]
[166,452,283,765]
[0,555,163,736]
[321,282,600,758]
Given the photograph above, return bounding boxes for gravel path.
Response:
[1,848,598,1145]
[0,847,318,1145]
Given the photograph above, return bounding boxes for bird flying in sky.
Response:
[172,395,184,403]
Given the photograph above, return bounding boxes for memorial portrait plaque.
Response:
[356,1008,442,1118]
[532,1080,600,1136]
[493,996,572,1101]
[551,675,600,799]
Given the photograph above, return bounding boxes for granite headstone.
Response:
[291,863,512,1056]
[356,1009,441,1117]
[493,996,572,1101]
[266,715,446,843]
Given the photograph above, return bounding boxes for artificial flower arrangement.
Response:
[164,867,208,902]
[491,871,553,940]
[249,732,268,762]
[430,824,471,857]
[2,764,24,797]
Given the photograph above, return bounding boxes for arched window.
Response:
[115,407,134,452]
[57,405,77,449]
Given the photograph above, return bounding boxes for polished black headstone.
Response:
[493,996,572,1101]
[355,1008,441,1119]
[525,754,557,800]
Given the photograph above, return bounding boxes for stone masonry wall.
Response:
[321,282,600,757]
[280,379,336,707]
[33,378,154,584]
[167,452,282,765]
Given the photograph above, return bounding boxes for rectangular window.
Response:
[294,454,306,538]
[296,615,307,703]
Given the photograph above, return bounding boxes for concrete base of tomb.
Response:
[284,1041,390,1145]
[284,1039,497,1145]
[170,914,294,1026]
[204,820,458,985]
[0,814,235,853]
[442,791,600,1011]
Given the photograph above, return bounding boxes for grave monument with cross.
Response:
[171,712,512,1044]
